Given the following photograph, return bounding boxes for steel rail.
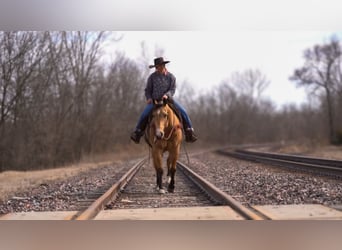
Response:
[177,161,264,220]
[236,149,342,169]
[75,158,146,220]
[216,149,342,178]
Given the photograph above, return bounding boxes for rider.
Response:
[130,57,197,144]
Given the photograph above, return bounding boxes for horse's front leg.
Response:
[153,149,165,194]
[167,156,171,182]
[167,147,180,193]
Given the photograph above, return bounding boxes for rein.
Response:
[162,124,182,141]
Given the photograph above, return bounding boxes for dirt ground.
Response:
[0,144,146,203]
[274,144,342,160]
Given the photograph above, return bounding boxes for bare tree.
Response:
[58,31,107,160]
[0,32,46,129]
[0,31,49,170]
[230,69,270,101]
[290,37,342,143]
[104,53,146,143]
[175,80,196,111]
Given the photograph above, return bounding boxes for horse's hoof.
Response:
[167,187,174,193]
[158,188,166,194]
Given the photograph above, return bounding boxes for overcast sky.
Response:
[106,31,341,108]
[1,0,341,108]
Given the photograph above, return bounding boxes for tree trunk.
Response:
[325,86,336,143]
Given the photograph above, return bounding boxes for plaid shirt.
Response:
[145,70,176,100]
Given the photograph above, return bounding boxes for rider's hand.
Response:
[147,98,152,104]
[162,95,168,100]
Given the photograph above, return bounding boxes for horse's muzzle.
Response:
[155,129,164,140]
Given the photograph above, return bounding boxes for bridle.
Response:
[151,104,182,142]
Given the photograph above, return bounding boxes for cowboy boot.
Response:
[185,128,197,143]
[130,129,144,144]
[130,115,149,144]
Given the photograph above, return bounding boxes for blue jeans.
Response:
[135,100,193,131]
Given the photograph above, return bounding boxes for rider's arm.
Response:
[145,75,153,101]
[164,74,176,99]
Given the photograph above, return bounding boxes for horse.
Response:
[145,99,183,194]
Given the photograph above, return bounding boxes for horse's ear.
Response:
[163,98,168,106]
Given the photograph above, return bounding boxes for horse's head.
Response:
[150,99,170,140]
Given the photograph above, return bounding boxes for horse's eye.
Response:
[163,114,168,119]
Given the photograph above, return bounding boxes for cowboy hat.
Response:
[149,57,170,68]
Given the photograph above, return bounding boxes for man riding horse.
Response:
[130,57,197,143]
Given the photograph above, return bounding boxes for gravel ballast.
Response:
[1,150,341,215]
[181,152,342,207]
[0,159,140,214]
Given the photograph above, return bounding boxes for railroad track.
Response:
[73,157,263,220]
[2,149,342,220]
[216,148,342,179]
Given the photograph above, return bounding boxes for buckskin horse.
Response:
[145,99,183,194]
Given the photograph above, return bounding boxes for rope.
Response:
[182,138,190,166]
[148,145,151,166]
[162,126,176,141]
[162,124,181,141]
